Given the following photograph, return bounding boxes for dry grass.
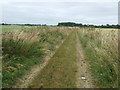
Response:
[77,27,118,88]
[2,26,72,87]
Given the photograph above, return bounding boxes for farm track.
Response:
[14,30,95,88]
[29,31,77,88]
[13,35,67,88]
[76,32,95,88]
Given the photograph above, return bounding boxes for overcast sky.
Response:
[1,1,118,25]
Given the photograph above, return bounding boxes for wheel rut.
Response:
[13,38,66,88]
[76,32,95,88]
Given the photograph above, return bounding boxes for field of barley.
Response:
[2,25,118,88]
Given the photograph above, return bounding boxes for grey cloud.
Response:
[2,2,118,25]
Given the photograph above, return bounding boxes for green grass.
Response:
[2,26,68,87]
[1,25,54,32]
[77,28,118,88]
[2,25,33,32]
[30,31,77,88]
[3,56,43,87]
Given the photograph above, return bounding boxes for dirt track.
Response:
[13,38,66,88]
[14,31,95,88]
[76,32,95,88]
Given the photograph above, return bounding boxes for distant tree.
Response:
[42,24,47,26]
[58,22,83,27]
[2,23,5,25]
[83,24,87,27]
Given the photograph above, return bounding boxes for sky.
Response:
[0,0,119,25]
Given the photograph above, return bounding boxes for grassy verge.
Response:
[2,26,68,87]
[77,28,118,88]
[30,31,77,88]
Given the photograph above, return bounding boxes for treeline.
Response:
[1,22,120,29]
[94,24,120,29]
[1,23,47,26]
[58,22,83,27]
[58,22,120,29]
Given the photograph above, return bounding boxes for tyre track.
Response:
[13,37,67,88]
[76,32,95,88]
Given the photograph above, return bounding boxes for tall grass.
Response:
[2,26,71,87]
[77,27,118,88]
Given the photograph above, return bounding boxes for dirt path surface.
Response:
[76,32,95,88]
[13,39,66,88]
[29,31,77,88]
[14,31,95,88]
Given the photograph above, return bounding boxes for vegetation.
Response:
[2,25,35,32]
[2,25,118,88]
[1,22,120,29]
[30,31,77,88]
[58,22,120,29]
[77,28,118,88]
[58,22,82,27]
[2,25,70,87]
